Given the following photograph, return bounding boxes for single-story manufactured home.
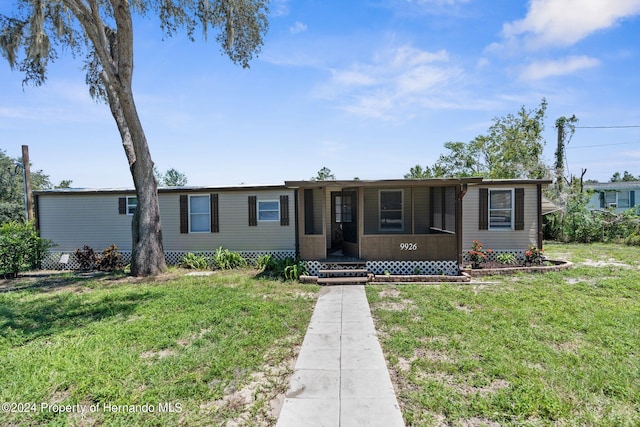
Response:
[34,178,551,276]
[585,181,640,214]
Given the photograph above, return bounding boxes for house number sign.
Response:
[399,243,418,251]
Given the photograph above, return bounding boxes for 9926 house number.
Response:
[399,243,418,251]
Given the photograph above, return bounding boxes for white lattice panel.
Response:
[367,260,459,276]
[463,249,525,263]
[41,250,295,270]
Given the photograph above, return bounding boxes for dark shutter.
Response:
[211,193,219,233]
[599,192,605,208]
[631,191,636,208]
[118,197,127,215]
[179,195,189,234]
[248,196,257,226]
[478,188,488,230]
[514,188,525,230]
[280,195,289,226]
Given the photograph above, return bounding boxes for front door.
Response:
[331,190,357,255]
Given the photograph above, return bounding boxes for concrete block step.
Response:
[317,276,370,285]
[318,268,369,276]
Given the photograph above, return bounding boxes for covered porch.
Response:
[285,178,481,272]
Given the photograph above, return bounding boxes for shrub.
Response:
[496,253,518,265]
[0,221,52,278]
[255,254,273,272]
[524,245,544,266]
[255,255,307,280]
[180,252,210,270]
[212,247,246,270]
[283,259,307,281]
[469,240,492,268]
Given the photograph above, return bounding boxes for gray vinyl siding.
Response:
[162,190,295,251]
[463,185,538,251]
[37,189,295,253]
[37,194,133,251]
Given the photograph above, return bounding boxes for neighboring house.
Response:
[34,178,551,274]
[585,181,640,213]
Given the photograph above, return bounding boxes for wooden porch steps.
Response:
[317,261,370,285]
[317,276,370,285]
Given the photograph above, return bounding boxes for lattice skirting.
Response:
[303,260,459,276]
[463,249,526,263]
[41,250,296,270]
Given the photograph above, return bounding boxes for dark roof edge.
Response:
[34,184,288,196]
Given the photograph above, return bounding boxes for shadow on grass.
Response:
[0,279,156,346]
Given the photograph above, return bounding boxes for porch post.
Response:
[456,183,468,267]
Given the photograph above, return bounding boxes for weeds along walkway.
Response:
[277,285,405,427]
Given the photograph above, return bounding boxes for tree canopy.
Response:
[1,0,269,276]
[407,99,549,180]
[611,171,639,182]
[0,149,53,224]
[312,167,336,181]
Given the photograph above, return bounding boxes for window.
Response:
[380,190,403,230]
[126,196,137,215]
[489,189,513,229]
[605,190,630,208]
[258,200,280,221]
[189,195,210,232]
[335,195,353,223]
[618,191,631,208]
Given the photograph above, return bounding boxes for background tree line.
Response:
[403,99,640,245]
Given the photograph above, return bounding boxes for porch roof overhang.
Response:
[284,177,484,189]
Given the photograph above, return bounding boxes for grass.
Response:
[2,243,638,426]
[367,242,640,426]
[0,269,317,426]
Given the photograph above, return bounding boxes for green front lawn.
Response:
[368,243,640,426]
[0,270,317,426]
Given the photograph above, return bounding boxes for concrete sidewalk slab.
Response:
[277,285,405,427]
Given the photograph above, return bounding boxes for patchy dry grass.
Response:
[368,243,640,426]
[0,269,317,426]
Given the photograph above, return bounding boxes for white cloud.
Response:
[501,0,640,49]
[316,45,463,120]
[289,21,307,34]
[520,55,601,80]
[270,0,290,17]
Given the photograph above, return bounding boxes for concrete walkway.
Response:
[277,285,405,427]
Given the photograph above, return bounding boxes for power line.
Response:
[576,125,640,129]
[567,141,637,149]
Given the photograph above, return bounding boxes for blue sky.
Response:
[1,0,640,188]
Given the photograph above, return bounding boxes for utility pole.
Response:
[556,123,564,193]
[21,145,34,222]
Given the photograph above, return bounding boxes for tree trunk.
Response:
[98,0,166,277]
[107,85,167,276]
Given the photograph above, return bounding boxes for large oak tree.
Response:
[1,0,268,276]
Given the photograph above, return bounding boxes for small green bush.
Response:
[255,255,307,280]
[524,245,545,266]
[255,254,273,272]
[0,221,52,278]
[212,247,246,270]
[180,252,210,270]
[496,253,518,265]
